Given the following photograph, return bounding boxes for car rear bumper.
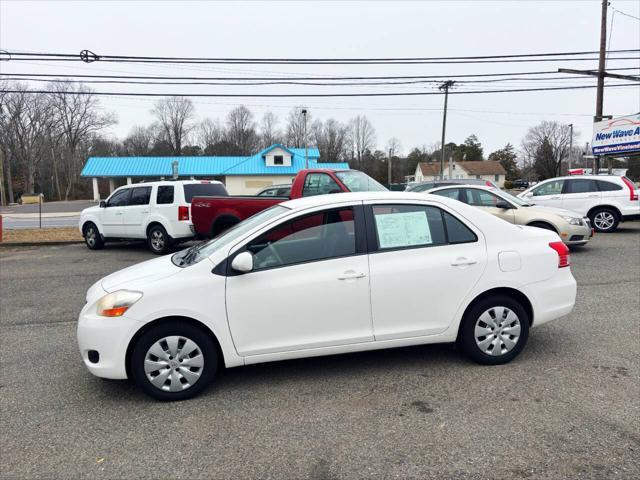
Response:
[77,302,142,379]
[521,267,577,328]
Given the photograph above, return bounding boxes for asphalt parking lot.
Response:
[1,224,639,479]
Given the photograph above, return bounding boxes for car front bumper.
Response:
[77,300,143,380]
[560,219,593,245]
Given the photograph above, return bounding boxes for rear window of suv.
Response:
[596,180,622,191]
[183,183,228,202]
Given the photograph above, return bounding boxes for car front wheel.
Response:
[83,223,104,250]
[130,322,218,401]
[458,295,530,365]
[590,208,619,233]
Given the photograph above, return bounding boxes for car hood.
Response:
[82,205,102,215]
[101,255,182,292]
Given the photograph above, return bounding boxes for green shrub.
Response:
[503,180,514,190]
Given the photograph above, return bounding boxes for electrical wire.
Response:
[2,83,636,98]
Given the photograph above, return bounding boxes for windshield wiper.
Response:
[180,243,203,266]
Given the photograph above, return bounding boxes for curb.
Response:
[0,240,84,248]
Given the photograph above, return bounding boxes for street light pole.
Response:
[301,108,308,169]
[439,80,455,179]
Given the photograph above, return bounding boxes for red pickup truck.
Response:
[191,169,386,237]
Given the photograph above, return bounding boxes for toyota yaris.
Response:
[78,192,577,400]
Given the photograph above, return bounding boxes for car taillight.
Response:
[621,177,638,201]
[178,206,189,221]
[549,241,570,268]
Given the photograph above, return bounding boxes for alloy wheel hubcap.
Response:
[594,212,614,230]
[474,306,521,356]
[151,231,164,250]
[86,228,96,246]
[144,335,204,392]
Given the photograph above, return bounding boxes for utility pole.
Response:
[594,0,608,175]
[568,124,573,170]
[301,108,308,169]
[388,147,392,187]
[439,80,455,179]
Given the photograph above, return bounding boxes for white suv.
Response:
[518,175,639,232]
[80,180,227,254]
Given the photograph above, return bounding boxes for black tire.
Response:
[212,216,240,237]
[527,221,556,232]
[458,295,530,365]
[147,224,171,254]
[589,207,619,233]
[83,222,104,250]
[130,322,218,401]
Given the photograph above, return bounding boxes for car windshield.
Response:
[173,205,290,266]
[335,171,388,192]
[496,189,532,206]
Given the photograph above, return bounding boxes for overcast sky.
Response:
[1,0,639,156]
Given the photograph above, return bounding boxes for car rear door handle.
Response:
[114,211,123,215]
[338,270,366,280]
[141,209,150,213]
[451,257,477,267]
[550,196,561,199]
[588,194,599,198]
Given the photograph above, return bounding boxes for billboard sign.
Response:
[592,113,640,155]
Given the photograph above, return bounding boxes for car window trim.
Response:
[220,204,367,277]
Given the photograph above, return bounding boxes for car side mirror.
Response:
[495,200,512,209]
[99,200,106,208]
[524,192,533,198]
[231,251,254,273]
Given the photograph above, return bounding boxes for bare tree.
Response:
[348,115,376,168]
[151,97,195,155]
[123,125,153,156]
[285,107,309,148]
[312,118,349,163]
[259,111,282,148]
[197,118,225,151]
[521,121,578,179]
[225,106,258,154]
[48,81,116,199]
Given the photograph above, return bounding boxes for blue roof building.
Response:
[81,144,350,198]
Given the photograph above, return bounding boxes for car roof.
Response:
[541,175,622,181]
[281,191,458,210]
[430,184,497,192]
[118,179,224,189]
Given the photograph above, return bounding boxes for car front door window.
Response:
[532,180,564,196]
[302,173,342,197]
[107,188,130,207]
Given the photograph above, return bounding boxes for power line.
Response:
[610,6,640,21]
[1,67,638,82]
[2,83,636,98]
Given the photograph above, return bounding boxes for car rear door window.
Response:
[371,205,447,250]
[129,186,152,206]
[302,173,342,197]
[432,188,461,200]
[465,189,500,207]
[183,183,228,202]
[596,180,622,192]
[157,185,174,204]
[246,207,356,270]
[564,179,598,193]
[107,188,131,207]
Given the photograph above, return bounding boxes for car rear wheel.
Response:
[458,295,530,365]
[589,208,619,233]
[147,224,171,254]
[83,223,104,250]
[130,322,218,401]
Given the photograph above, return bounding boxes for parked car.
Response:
[79,180,228,254]
[512,179,530,189]
[191,169,387,237]
[406,178,499,192]
[256,184,292,197]
[427,185,592,246]
[518,175,640,232]
[78,191,576,400]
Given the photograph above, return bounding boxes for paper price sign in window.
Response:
[375,211,432,249]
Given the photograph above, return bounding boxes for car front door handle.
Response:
[338,270,366,280]
[141,210,150,214]
[114,211,123,215]
[550,196,561,200]
[451,257,477,267]
[588,194,599,198]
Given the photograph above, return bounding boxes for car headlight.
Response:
[96,290,143,317]
[562,216,583,226]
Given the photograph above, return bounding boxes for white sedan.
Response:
[77,192,577,400]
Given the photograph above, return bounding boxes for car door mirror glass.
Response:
[231,251,254,273]
[99,200,106,208]
[495,200,511,209]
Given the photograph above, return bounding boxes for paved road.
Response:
[1,200,92,229]
[1,215,80,229]
[1,225,639,479]
[0,199,94,215]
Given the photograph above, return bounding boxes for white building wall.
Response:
[415,162,505,187]
[224,175,295,195]
[264,147,293,167]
